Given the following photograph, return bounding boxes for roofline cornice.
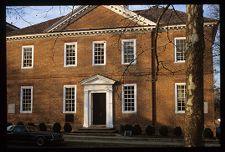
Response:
[6,22,217,41]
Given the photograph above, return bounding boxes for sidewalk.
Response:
[63,133,220,147]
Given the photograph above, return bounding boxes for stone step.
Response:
[76,129,117,133]
[68,132,118,136]
[72,127,118,136]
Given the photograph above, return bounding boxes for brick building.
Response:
[6,5,218,132]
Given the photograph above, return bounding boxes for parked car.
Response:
[7,125,64,146]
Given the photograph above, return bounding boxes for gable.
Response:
[81,74,116,85]
[62,6,144,31]
[46,5,156,32]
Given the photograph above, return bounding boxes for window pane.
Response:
[176,84,186,112]
[65,44,76,66]
[21,87,32,112]
[64,86,76,112]
[94,42,105,64]
[23,47,33,68]
[123,40,135,64]
[123,85,136,112]
[176,39,186,62]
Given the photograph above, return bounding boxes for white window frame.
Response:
[63,85,77,113]
[20,86,33,113]
[121,39,136,65]
[92,41,106,66]
[174,37,186,63]
[122,84,137,113]
[175,83,186,114]
[21,45,34,69]
[64,42,77,67]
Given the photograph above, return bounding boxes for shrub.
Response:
[64,123,72,133]
[173,127,182,137]
[119,124,125,135]
[53,122,61,133]
[124,124,133,131]
[39,123,47,131]
[132,124,142,135]
[7,122,13,127]
[203,128,213,139]
[159,125,168,136]
[16,121,24,125]
[145,125,155,136]
[28,122,35,126]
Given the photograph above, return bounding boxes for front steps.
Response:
[72,126,118,136]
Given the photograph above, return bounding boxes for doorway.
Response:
[92,93,106,125]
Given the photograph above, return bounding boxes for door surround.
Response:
[81,74,115,128]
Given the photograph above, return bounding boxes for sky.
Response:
[6,5,213,28]
[6,5,220,88]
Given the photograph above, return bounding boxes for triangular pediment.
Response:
[45,5,156,32]
[81,74,116,85]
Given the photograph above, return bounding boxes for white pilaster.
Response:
[106,87,113,128]
[83,90,89,128]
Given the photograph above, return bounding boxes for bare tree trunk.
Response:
[184,5,205,147]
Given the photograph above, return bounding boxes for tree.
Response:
[184,5,205,147]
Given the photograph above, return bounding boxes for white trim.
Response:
[63,85,77,113]
[104,5,156,26]
[20,86,33,113]
[121,39,136,65]
[6,22,217,41]
[7,26,154,41]
[82,74,115,128]
[122,83,137,113]
[81,74,115,85]
[204,102,208,113]
[64,42,77,67]
[46,5,91,32]
[47,5,155,32]
[92,41,106,66]
[174,37,186,63]
[175,83,186,114]
[21,45,34,69]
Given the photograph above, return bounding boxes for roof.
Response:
[134,7,216,25]
[7,6,217,36]
[6,22,20,33]
[7,16,64,36]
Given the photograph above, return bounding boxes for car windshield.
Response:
[26,126,39,132]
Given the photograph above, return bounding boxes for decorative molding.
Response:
[7,22,217,41]
[81,74,116,85]
[45,5,97,32]
[46,5,156,33]
[104,5,156,26]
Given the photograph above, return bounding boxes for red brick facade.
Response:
[7,6,216,132]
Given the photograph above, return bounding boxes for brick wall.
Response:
[6,6,215,133]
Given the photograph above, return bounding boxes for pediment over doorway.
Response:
[81,74,116,85]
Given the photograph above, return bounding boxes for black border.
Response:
[2,0,224,151]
